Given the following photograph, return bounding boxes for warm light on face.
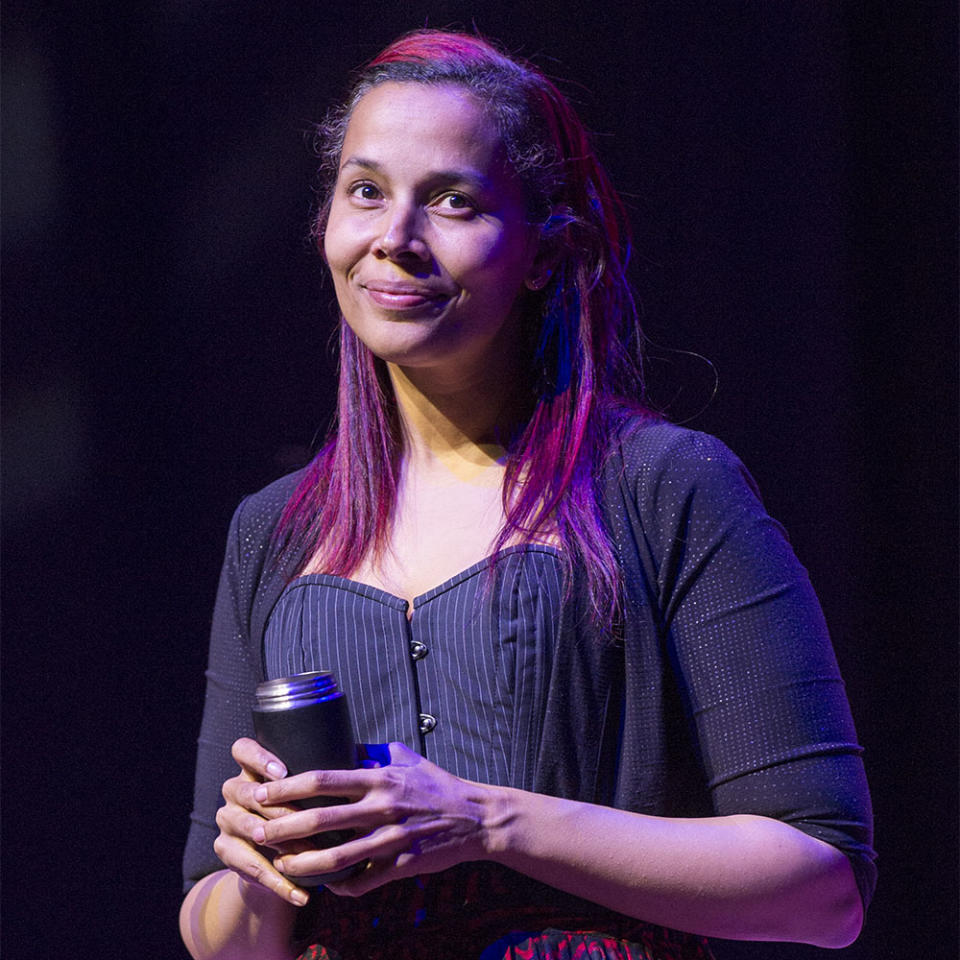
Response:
[323,82,540,377]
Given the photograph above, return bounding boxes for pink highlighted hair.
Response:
[277,30,652,623]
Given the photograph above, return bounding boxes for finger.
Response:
[216,800,269,846]
[259,804,359,847]
[273,837,317,857]
[258,792,397,846]
[213,832,309,907]
[326,856,421,898]
[254,767,370,807]
[274,821,411,885]
[217,789,305,855]
[324,862,381,898]
[322,824,432,897]
[324,858,400,898]
[231,737,287,781]
[223,775,302,819]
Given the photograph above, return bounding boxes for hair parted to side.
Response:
[278,29,653,625]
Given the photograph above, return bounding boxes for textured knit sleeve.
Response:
[181,495,261,891]
[626,424,876,908]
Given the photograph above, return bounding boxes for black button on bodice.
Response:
[418,713,437,734]
[409,640,428,661]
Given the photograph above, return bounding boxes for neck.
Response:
[388,361,526,475]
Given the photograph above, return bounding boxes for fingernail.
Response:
[291,889,309,906]
[252,825,266,844]
[266,761,287,779]
[254,785,268,803]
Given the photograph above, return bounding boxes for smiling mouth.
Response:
[360,282,452,312]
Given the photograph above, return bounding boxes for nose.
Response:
[372,201,429,262]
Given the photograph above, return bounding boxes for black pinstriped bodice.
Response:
[263,545,564,788]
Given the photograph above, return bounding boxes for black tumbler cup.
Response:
[252,670,362,885]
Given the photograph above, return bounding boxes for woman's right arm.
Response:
[180,483,310,960]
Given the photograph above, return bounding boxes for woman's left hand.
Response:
[253,742,496,896]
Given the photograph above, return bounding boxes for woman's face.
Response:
[324,82,541,378]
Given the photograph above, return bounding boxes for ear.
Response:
[523,241,559,291]
[524,251,559,291]
[524,270,552,291]
[523,212,567,290]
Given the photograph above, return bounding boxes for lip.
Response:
[360,280,452,311]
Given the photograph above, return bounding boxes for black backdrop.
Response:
[2,2,956,957]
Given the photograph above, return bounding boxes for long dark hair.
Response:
[278,29,651,623]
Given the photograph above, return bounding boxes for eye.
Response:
[433,192,477,217]
[347,182,382,202]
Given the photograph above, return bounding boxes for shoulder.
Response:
[611,418,757,495]
[230,468,308,541]
[602,418,772,555]
[217,468,309,633]
[221,468,309,588]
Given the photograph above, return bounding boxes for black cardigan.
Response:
[183,419,876,907]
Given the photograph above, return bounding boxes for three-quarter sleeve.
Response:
[182,495,261,891]
[627,425,876,907]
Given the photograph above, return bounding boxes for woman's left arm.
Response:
[254,745,862,948]
[257,428,868,946]
[486,781,863,947]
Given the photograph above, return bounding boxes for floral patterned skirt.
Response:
[292,863,715,960]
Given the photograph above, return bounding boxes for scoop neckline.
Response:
[283,543,562,612]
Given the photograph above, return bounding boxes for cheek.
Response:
[322,225,346,274]
[323,229,359,315]
[468,239,534,302]
[456,226,528,280]
[322,204,362,276]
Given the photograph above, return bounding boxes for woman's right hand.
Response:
[213,737,312,907]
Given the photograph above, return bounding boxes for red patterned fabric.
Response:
[291,864,714,960]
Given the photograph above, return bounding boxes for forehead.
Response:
[340,82,507,175]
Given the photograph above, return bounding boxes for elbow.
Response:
[817,885,863,949]
[803,857,864,949]
[811,896,863,949]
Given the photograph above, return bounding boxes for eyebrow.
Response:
[339,156,492,192]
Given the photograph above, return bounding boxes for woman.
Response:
[180,30,875,960]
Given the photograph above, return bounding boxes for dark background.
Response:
[2,1,956,956]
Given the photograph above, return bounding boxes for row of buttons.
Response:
[409,640,435,734]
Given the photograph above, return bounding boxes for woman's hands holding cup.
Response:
[251,741,496,898]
